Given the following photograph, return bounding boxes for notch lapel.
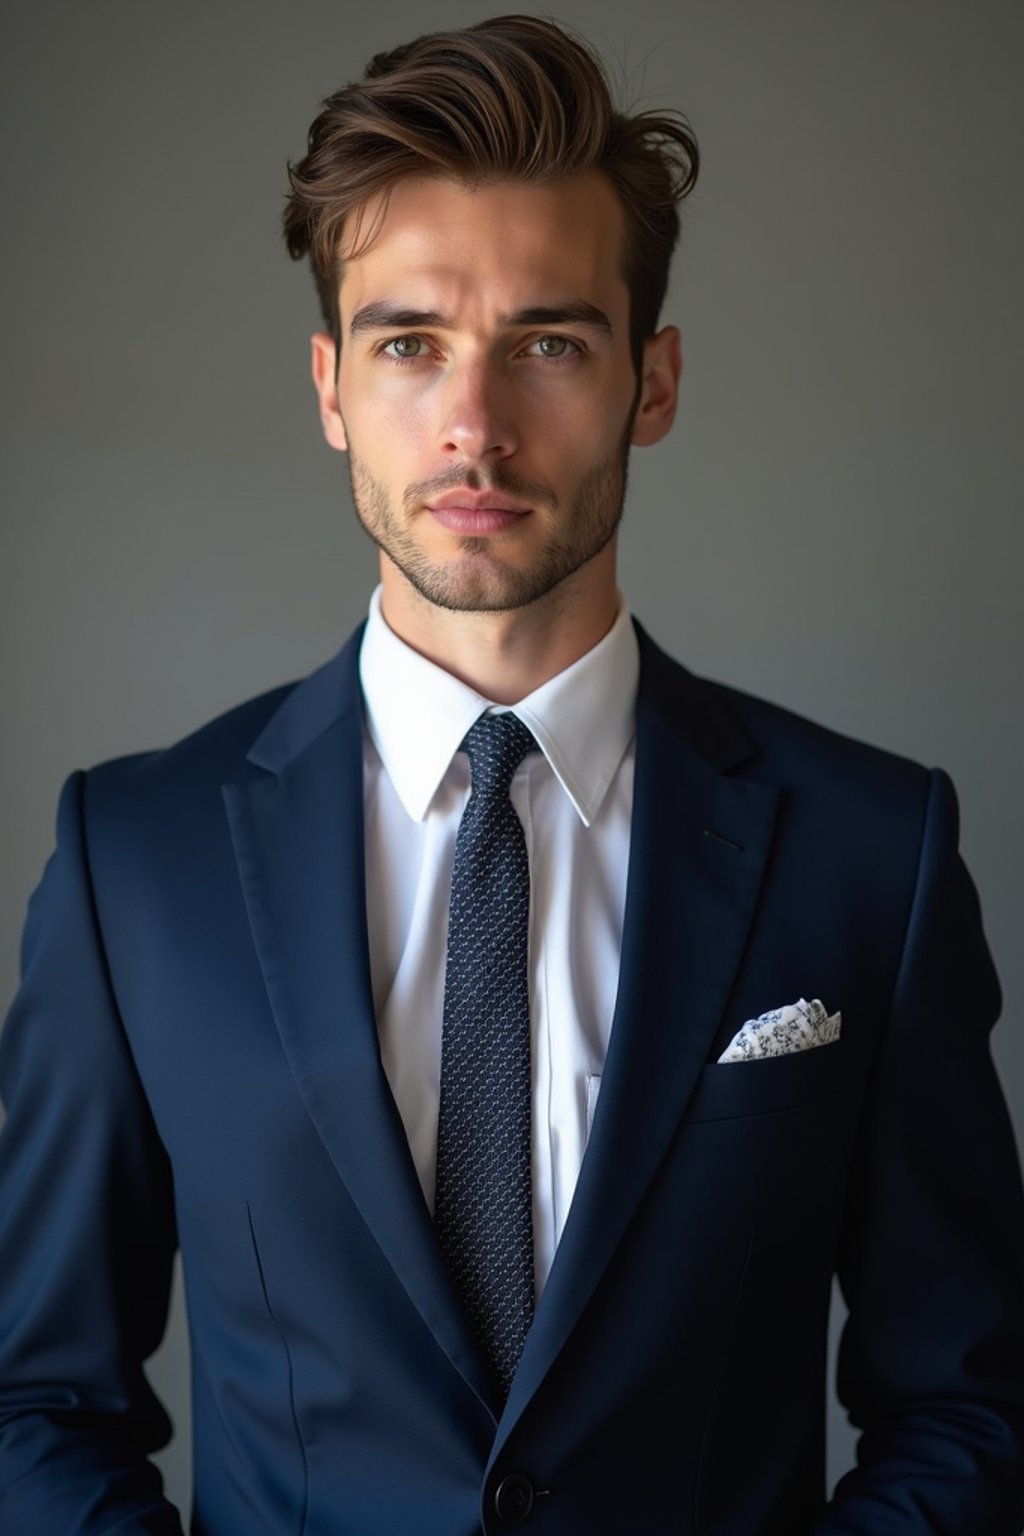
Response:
[223,631,496,1415]
[501,629,779,1429]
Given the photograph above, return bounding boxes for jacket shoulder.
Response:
[84,678,299,802]
[661,641,928,784]
[80,624,365,817]
[636,626,937,839]
[709,673,929,792]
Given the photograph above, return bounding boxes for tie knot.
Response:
[461,713,537,796]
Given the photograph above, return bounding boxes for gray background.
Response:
[2,0,1022,1520]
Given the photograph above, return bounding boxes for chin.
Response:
[408,570,553,615]
[396,538,613,615]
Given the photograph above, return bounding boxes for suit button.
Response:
[494,1471,535,1524]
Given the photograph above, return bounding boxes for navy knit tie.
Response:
[434,712,538,1400]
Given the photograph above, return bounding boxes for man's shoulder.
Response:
[711,670,926,785]
[639,626,933,813]
[85,678,299,801]
[78,627,365,839]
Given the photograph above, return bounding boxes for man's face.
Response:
[312,172,679,616]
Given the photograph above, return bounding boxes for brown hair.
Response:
[283,14,699,373]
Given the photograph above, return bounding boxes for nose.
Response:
[437,358,519,463]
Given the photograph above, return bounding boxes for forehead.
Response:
[337,172,629,322]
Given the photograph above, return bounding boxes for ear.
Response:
[630,325,682,448]
[311,332,347,452]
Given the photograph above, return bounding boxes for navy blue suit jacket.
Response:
[3,623,1024,1534]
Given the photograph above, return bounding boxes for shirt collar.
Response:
[358,586,638,827]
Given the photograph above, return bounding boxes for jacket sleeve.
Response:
[0,771,185,1534]
[814,767,1024,1534]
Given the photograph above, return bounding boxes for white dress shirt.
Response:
[358,587,637,1296]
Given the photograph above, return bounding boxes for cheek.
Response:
[542,391,630,460]
[346,366,445,437]
[341,389,429,465]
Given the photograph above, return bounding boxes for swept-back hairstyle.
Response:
[283,14,699,372]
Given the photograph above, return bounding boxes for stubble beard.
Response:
[344,415,635,615]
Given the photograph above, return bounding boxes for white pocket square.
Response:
[717,997,841,1063]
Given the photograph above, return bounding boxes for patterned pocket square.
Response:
[717,997,841,1063]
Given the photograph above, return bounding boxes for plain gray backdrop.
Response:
[2,0,1022,1520]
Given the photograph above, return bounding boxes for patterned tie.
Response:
[434,712,538,1400]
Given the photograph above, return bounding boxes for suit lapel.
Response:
[222,621,778,1432]
[223,630,496,1415]
[502,627,779,1428]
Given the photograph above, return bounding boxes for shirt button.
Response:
[494,1471,535,1524]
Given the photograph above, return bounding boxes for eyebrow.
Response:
[348,300,614,339]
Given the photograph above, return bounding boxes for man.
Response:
[2,13,1023,1534]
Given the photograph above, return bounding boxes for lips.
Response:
[425,489,531,536]
[427,505,529,535]
[427,489,530,513]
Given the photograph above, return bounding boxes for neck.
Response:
[377,553,619,704]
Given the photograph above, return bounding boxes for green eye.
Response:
[536,335,570,357]
[386,335,424,358]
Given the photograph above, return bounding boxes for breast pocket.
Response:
[683,1038,847,1124]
